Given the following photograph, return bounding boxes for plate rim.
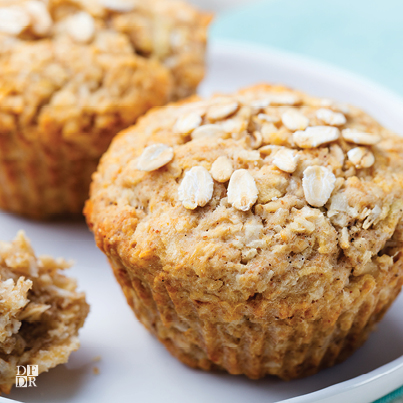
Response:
[208,39,403,403]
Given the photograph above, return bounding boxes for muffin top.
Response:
[86,84,403,316]
[0,0,210,153]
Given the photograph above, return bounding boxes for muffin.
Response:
[85,84,403,380]
[0,231,89,393]
[0,0,211,219]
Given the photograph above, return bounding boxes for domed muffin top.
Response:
[86,84,403,309]
[0,0,210,152]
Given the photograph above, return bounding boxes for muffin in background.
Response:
[85,84,403,380]
[0,231,89,393]
[0,0,211,219]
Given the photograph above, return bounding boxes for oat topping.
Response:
[252,93,300,108]
[100,0,138,12]
[66,11,95,44]
[174,112,202,134]
[342,129,381,145]
[246,131,262,149]
[210,156,233,182]
[269,93,300,105]
[250,99,271,109]
[302,166,336,207]
[293,126,340,148]
[178,166,214,209]
[227,169,259,211]
[236,150,261,162]
[136,143,174,171]
[25,1,52,36]
[0,6,30,35]
[207,101,239,121]
[329,144,345,168]
[281,110,310,131]
[221,117,245,134]
[257,113,281,124]
[191,124,224,140]
[347,147,375,169]
[272,148,299,173]
[316,108,347,126]
[260,124,280,144]
[258,145,277,155]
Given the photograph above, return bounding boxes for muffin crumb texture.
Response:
[0,231,89,393]
[86,84,403,380]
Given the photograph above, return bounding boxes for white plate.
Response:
[3,40,403,403]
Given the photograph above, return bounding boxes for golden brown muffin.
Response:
[0,0,211,219]
[0,231,89,393]
[85,84,403,380]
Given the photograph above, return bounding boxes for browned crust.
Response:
[106,252,403,380]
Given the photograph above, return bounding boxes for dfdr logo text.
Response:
[15,365,38,387]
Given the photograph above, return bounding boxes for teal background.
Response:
[211,0,403,97]
[211,0,403,401]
